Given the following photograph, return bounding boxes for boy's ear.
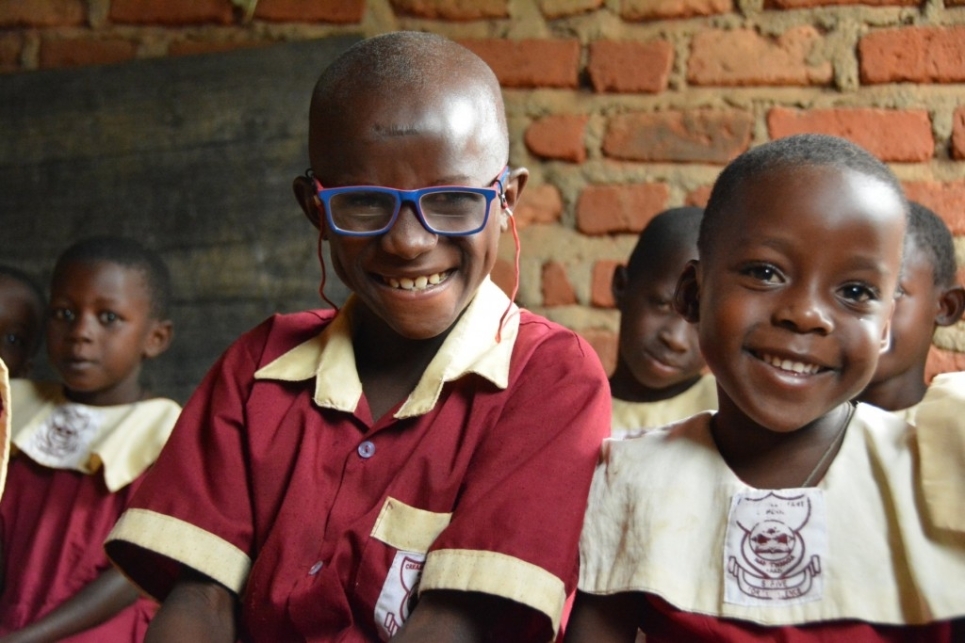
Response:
[673,260,701,323]
[611,265,629,311]
[499,167,529,232]
[293,175,326,237]
[879,318,892,353]
[143,319,174,359]
[935,285,965,327]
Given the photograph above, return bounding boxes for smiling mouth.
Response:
[383,270,452,292]
[756,352,824,375]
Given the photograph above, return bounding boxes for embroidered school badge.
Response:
[723,489,827,607]
[20,404,102,470]
[374,550,424,641]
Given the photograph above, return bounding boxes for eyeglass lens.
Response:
[329,189,488,234]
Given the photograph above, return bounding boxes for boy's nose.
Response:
[774,286,834,334]
[66,313,96,340]
[659,317,692,352]
[380,204,438,259]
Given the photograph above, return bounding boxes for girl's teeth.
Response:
[428,273,441,285]
[415,276,428,289]
[400,277,415,289]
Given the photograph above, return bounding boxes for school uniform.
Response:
[0,380,180,641]
[106,279,611,642]
[610,373,717,439]
[579,403,965,642]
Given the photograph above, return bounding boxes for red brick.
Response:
[925,346,965,382]
[514,183,563,228]
[458,39,580,88]
[391,0,507,19]
[0,32,22,72]
[621,0,731,20]
[770,0,915,5]
[903,180,965,236]
[524,114,588,163]
[767,107,933,163]
[0,0,84,27]
[538,0,603,18]
[490,258,516,300]
[588,40,672,94]
[39,38,137,69]
[255,0,364,23]
[111,0,234,25]
[591,260,620,308]
[169,39,271,57]
[542,261,577,307]
[603,109,753,164]
[952,107,965,161]
[859,27,965,84]
[579,328,617,375]
[689,27,832,87]
[576,183,670,235]
[685,185,713,208]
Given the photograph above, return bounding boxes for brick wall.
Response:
[3,0,965,379]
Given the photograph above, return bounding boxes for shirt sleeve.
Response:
[418,323,611,637]
[105,321,272,601]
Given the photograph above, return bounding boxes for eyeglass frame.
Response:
[310,166,511,238]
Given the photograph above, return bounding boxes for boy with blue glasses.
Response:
[107,31,610,642]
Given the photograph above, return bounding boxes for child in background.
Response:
[0,265,46,378]
[856,201,965,422]
[0,236,179,642]
[566,134,965,642]
[609,206,715,438]
[105,32,609,643]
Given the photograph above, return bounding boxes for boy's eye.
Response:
[839,283,877,303]
[51,308,74,322]
[3,333,24,347]
[647,296,672,311]
[743,264,782,284]
[99,311,120,324]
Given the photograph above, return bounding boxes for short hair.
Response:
[52,236,172,320]
[0,264,46,313]
[907,201,958,286]
[626,207,703,280]
[309,31,508,169]
[0,264,46,354]
[699,134,908,258]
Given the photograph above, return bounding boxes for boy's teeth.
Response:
[763,353,819,375]
[386,272,447,291]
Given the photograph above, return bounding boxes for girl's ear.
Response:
[293,175,327,238]
[935,284,965,327]
[673,260,702,323]
[143,319,174,359]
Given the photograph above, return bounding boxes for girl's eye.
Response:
[100,311,119,324]
[840,284,877,303]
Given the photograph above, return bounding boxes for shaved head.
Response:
[308,32,508,179]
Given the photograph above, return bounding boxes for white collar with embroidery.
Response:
[254,278,520,419]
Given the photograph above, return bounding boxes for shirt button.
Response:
[358,440,376,459]
[308,561,323,575]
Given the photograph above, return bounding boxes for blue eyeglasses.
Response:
[312,167,510,237]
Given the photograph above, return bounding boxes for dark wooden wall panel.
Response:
[0,36,359,403]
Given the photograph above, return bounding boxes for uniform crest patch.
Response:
[20,404,102,470]
[724,489,827,607]
[374,550,424,640]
